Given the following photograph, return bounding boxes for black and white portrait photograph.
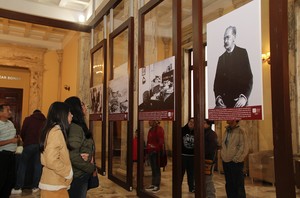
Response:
[207,0,263,120]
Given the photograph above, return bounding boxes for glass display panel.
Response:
[141,1,173,195]
[198,1,276,197]
[108,17,133,190]
[111,121,128,182]
[113,0,129,30]
[94,20,104,46]
[108,29,129,120]
[90,120,103,172]
[92,47,104,86]
[113,30,128,76]
[144,1,172,66]
[91,45,105,121]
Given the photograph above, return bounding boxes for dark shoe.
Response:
[189,189,195,193]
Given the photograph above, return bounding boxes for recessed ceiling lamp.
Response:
[78,14,86,23]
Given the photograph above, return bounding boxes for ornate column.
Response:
[56,50,63,101]
[29,68,43,113]
[78,32,91,105]
[288,0,299,153]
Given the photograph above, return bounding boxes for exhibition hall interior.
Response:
[1,0,300,197]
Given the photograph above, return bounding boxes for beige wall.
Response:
[0,66,30,122]
[42,50,60,114]
[60,33,80,101]
[42,33,81,114]
[258,63,273,150]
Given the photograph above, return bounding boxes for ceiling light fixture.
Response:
[78,14,86,23]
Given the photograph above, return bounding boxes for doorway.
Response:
[0,87,23,133]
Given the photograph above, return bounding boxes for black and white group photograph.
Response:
[138,56,175,116]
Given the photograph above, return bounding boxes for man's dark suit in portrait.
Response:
[214,26,253,108]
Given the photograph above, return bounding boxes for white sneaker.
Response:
[145,185,155,190]
[152,186,160,193]
[11,188,22,195]
[32,188,39,193]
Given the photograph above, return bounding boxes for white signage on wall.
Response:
[0,75,21,81]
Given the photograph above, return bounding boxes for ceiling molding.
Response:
[0,33,62,50]
[0,8,91,33]
[0,0,85,22]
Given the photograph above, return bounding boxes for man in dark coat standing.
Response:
[204,119,218,198]
[214,26,253,108]
[11,110,46,195]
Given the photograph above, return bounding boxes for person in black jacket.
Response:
[181,118,195,193]
[204,119,218,198]
[214,26,253,108]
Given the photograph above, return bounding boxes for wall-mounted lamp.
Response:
[262,52,270,65]
[64,85,70,91]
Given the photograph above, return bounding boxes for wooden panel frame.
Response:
[137,0,164,197]
[192,0,206,197]
[107,17,134,191]
[90,39,107,175]
[137,0,182,197]
[269,0,296,197]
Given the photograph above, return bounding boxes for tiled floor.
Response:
[10,160,300,198]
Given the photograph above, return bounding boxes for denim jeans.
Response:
[148,152,161,187]
[68,172,90,198]
[223,161,246,198]
[15,144,42,189]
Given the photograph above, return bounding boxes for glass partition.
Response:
[194,0,277,197]
[90,120,103,172]
[90,39,107,175]
[111,121,128,180]
[138,0,173,197]
[113,0,130,29]
[94,20,104,46]
[108,17,134,191]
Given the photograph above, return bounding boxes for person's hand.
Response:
[11,136,19,143]
[90,156,94,164]
[80,153,89,161]
[148,144,155,148]
[215,96,226,108]
[234,95,247,107]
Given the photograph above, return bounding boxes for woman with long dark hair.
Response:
[64,96,95,198]
[39,101,73,198]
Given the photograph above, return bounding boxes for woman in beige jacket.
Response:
[39,102,73,198]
